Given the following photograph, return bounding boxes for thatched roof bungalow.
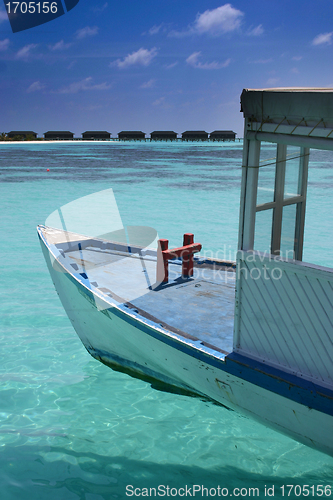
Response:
[210,130,236,141]
[118,131,145,141]
[181,131,208,141]
[82,131,111,140]
[150,131,178,141]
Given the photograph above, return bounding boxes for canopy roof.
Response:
[241,88,333,149]
[241,88,333,126]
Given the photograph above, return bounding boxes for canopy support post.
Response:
[240,138,261,251]
[271,144,287,255]
[294,147,310,260]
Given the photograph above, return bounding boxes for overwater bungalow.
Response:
[44,131,74,140]
[118,131,146,141]
[210,130,236,141]
[150,131,178,141]
[82,131,111,140]
[181,131,209,141]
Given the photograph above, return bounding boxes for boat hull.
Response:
[38,231,333,456]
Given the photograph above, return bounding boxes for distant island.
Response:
[0,130,238,142]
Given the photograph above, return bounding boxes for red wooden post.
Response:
[156,234,202,285]
[156,238,169,284]
[182,233,194,278]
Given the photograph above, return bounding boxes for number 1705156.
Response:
[280,485,331,496]
[5,2,58,14]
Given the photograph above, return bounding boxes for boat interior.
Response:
[40,226,236,356]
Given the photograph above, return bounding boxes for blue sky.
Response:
[1,0,333,137]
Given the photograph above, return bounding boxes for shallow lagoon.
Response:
[1,141,332,499]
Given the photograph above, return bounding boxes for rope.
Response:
[290,117,305,135]
[307,118,323,136]
[243,152,310,169]
[273,117,287,133]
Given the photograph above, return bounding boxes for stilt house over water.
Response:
[210,130,236,141]
[44,131,74,140]
[150,131,178,141]
[182,131,209,141]
[82,131,111,140]
[118,131,146,141]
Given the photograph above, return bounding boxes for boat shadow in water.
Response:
[95,350,232,409]
[1,444,332,498]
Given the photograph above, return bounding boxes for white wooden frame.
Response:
[239,131,309,261]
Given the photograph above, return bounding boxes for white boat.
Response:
[38,88,333,457]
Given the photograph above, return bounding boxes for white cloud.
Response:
[142,23,171,36]
[186,51,231,69]
[113,47,158,68]
[267,77,280,86]
[148,24,163,35]
[193,4,243,35]
[0,10,8,22]
[141,79,156,88]
[168,3,244,38]
[169,3,243,37]
[56,77,111,94]
[251,58,273,64]
[75,26,99,39]
[16,44,38,59]
[27,81,45,93]
[165,61,178,69]
[49,40,71,51]
[292,56,302,61]
[153,96,166,106]
[248,24,264,36]
[312,32,333,46]
[93,2,108,12]
[0,38,9,51]
[186,52,203,66]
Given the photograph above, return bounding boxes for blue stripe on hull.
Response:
[225,353,333,417]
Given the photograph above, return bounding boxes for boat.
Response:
[38,88,333,457]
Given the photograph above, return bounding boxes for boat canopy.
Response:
[234,88,333,391]
[238,87,333,258]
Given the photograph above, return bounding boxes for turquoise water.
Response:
[1,141,332,499]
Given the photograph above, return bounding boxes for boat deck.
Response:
[42,227,236,354]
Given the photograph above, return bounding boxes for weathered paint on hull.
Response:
[39,233,333,457]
